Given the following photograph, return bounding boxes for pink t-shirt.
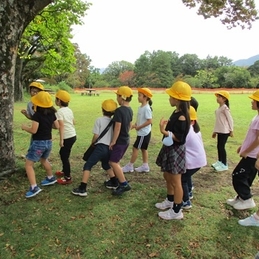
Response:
[240,115,259,159]
[185,126,207,169]
[213,104,234,133]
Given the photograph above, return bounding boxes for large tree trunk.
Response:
[14,56,24,102]
[0,0,51,176]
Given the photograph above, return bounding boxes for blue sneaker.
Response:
[182,200,192,210]
[189,191,193,200]
[25,186,42,198]
[41,176,57,186]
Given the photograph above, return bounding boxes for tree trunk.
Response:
[0,0,51,176]
[14,56,24,102]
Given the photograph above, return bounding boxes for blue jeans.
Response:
[26,140,52,162]
[83,144,111,171]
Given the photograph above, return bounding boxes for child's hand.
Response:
[159,118,168,127]
[237,146,241,154]
[212,132,216,138]
[230,131,234,137]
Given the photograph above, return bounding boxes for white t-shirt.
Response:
[185,126,207,169]
[56,107,76,139]
[93,116,113,146]
[136,104,152,136]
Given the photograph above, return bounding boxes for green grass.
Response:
[1,90,259,259]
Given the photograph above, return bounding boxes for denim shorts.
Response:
[26,140,52,162]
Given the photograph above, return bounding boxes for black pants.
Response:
[59,136,76,178]
[181,168,200,202]
[232,157,257,200]
[217,133,229,165]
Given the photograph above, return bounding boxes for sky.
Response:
[72,0,259,69]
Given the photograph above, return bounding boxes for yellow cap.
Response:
[189,106,197,120]
[102,99,118,112]
[165,81,191,101]
[249,90,259,102]
[31,91,53,108]
[56,90,70,103]
[215,90,230,100]
[29,82,44,91]
[138,88,153,98]
[114,86,133,100]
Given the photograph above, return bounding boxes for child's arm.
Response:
[21,110,32,120]
[21,121,39,134]
[110,122,121,148]
[239,130,259,158]
[135,118,152,131]
[58,120,64,147]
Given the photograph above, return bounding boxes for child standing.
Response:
[21,91,59,198]
[55,90,77,184]
[155,81,191,220]
[181,106,207,209]
[122,87,153,173]
[21,82,44,119]
[72,99,118,196]
[211,90,233,171]
[107,86,133,196]
[226,90,259,210]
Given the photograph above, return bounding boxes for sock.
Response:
[143,163,148,167]
[110,177,118,185]
[79,182,87,191]
[129,162,134,166]
[173,202,183,213]
[167,194,174,202]
[31,184,37,189]
[254,213,259,221]
[47,175,54,179]
[120,181,128,186]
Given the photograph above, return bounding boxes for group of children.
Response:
[20,81,259,226]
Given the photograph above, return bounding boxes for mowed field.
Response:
[0,88,259,259]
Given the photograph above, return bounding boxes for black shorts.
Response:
[133,132,151,150]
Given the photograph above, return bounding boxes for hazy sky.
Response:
[72,0,259,68]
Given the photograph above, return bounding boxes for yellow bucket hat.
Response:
[56,90,71,103]
[249,90,259,102]
[102,99,118,112]
[189,106,197,121]
[115,86,133,100]
[166,81,191,101]
[31,91,53,108]
[215,90,230,100]
[137,88,153,98]
[29,82,44,91]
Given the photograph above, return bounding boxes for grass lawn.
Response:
[1,90,259,259]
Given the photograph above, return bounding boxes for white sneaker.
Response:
[158,208,183,220]
[233,198,256,210]
[211,161,220,168]
[215,163,228,171]
[155,198,174,210]
[122,163,134,173]
[135,165,150,173]
[238,214,259,227]
[226,196,239,206]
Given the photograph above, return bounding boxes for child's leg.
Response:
[129,147,138,163]
[40,158,53,177]
[141,149,148,164]
[25,159,36,185]
[217,133,229,165]
[110,162,126,182]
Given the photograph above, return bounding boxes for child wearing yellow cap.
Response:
[211,90,234,171]
[227,90,259,212]
[122,87,153,173]
[54,90,77,184]
[72,99,117,196]
[155,81,191,220]
[21,91,59,198]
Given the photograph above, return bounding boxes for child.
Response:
[107,86,133,196]
[21,91,59,198]
[155,81,191,220]
[122,87,153,173]
[72,99,118,196]
[211,90,234,171]
[227,90,259,210]
[181,106,207,209]
[55,90,77,184]
[21,82,44,119]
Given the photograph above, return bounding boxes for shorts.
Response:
[109,144,129,163]
[26,140,52,162]
[133,132,151,150]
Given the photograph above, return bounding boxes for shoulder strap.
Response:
[93,120,113,144]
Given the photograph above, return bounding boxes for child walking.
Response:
[155,81,191,220]
[226,90,259,210]
[211,90,233,171]
[21,82,44,120]
[107,86,133,196]
[72,99,118,197]
[181,106,207,209]
[55,90,77,184]
[21,91,59,198]
[122,87,153,173]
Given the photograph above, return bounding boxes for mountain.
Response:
[233,54,259,67]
